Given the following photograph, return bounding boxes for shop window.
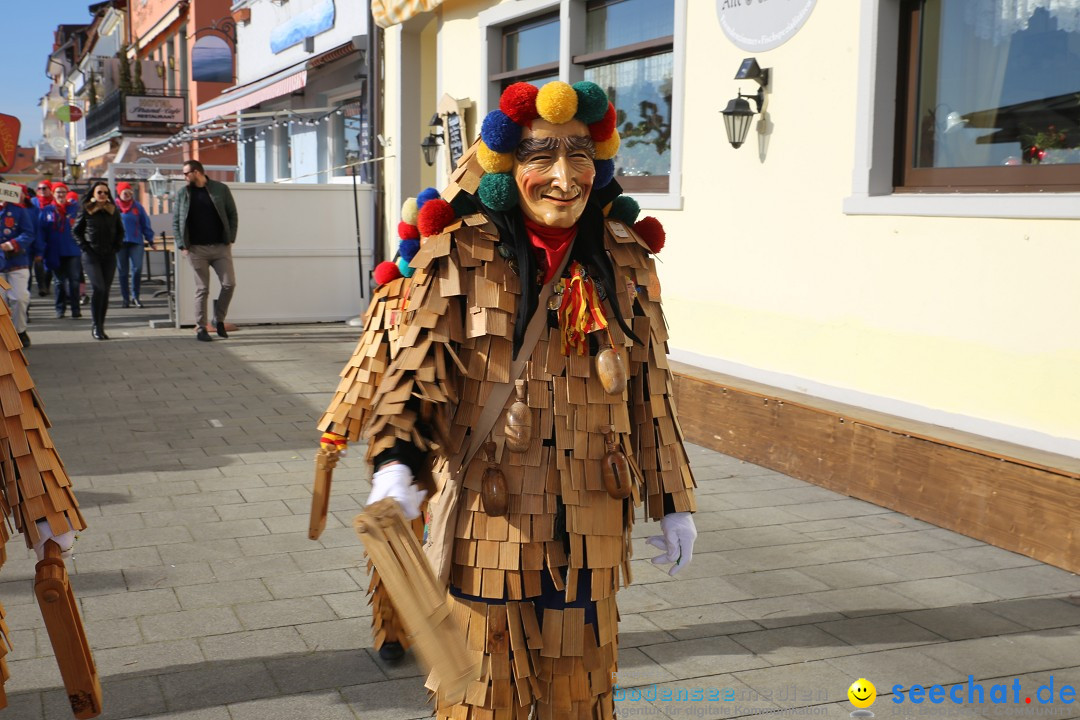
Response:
[492,13,560,89]
[333,99,373,183]
[897,0,1080,192]
[578,0,674,193]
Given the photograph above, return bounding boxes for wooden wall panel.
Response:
[671,365,1079,574]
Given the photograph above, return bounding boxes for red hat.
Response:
[52,182,70,193]
[37,180,52,189]
[116,182,133,194]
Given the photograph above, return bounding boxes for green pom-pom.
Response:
[572,82,609,124]
[608,195,640,225]
[397,256,415,278]
[478,173,517,212]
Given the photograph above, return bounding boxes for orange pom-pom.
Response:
[373,261,402,286]
[417,198,456,237]
[634,217,666,254]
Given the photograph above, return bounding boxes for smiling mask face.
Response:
[514,118,596,228]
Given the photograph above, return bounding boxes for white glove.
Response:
[34,518,77,561]
[366,463,427,520]
[646,512,697,576]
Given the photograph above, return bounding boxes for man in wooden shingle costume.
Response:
[318,80,697,720]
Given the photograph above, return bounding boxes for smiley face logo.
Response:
[848,678,877,708]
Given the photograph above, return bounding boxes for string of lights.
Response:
[139,104,360,156]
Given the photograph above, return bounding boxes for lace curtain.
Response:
[964,0,1080,44]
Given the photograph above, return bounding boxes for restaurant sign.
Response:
[124,95,187,125]
[716,0,817,52]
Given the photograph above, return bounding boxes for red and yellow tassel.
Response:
[558,262,608,356]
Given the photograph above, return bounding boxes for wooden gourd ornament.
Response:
[480,442,509,516]
[596,344,627,395]
[600,425,632,499]
[504,380,532,453]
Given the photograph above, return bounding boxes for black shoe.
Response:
[72,311,82,319]
[80,295,89,306]
[132,298,144,308]
[378,642,405,664]
[122,299,130,308]
[37,289,47,297]
[215,320,228,338]
[91,326,106,340]
[196,327,213,342]
[17,331,30,348]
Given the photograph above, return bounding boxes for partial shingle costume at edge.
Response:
[316,80,695,720]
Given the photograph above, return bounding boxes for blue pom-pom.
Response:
[481,111,521,154]
[399,238,420,262]
[478,173,517,211]
[608,195,640,225]
[397,255,415,278]
[593,159,615,189]
[416,187,440,211]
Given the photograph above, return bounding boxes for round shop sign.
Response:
[55,105,84,123]
[716,0,817,52]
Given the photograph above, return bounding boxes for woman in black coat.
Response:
[73,182,125,340]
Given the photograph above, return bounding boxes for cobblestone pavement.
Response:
[2,291,1079,719]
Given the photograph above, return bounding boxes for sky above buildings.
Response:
[1,2,99,146]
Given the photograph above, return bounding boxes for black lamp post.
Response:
[421,113,444,166]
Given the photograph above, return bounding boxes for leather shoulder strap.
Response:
[453,246,573,472]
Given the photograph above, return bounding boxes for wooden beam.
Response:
[671,362,1080,574]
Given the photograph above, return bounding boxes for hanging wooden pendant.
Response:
[596,345,627,395]
[504,380,532,453]
[480,442,509,517]
[600,426,632,500]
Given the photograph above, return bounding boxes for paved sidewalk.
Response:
[2,292,1079,719]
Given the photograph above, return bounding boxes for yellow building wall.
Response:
[389,0,1080,454]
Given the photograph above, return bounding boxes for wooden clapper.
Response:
[35,540,102,718]
[354,499,479,703]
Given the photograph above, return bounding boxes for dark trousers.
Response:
[53,256,82,316]
[116,243,145,302]
[32,258,51,293]
[82,251,117,329]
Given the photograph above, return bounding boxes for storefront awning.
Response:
[372,0,443,28]
[197,68,308,123]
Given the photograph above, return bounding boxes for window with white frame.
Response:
[492,13,561,90]
[577,0,674,193]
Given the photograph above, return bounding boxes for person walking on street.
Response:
[29,181,52,296]
[42,182,83,319]
[73,182,124,340]
[172,160,238,342]
[0,195,37,347]
[115,182,155,308]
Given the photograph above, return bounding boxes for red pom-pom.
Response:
[417,198,456,238]
[398,221,420,240]
[373,261,403,286]
[589,102,617,142]
[500,82,540,125]
[634,217,666,254]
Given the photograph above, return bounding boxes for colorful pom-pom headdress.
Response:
[476,80,621,213]
[373,80,667,288]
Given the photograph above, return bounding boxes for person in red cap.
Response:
[39,182,83,319]
[31,180,53,209]
[115,181,155,308]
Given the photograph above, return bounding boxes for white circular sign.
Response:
[716,0,817,52]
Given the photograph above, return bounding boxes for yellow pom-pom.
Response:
[594,130,620,160]
[401,197,418,225]
[536,82,578,125]
[477,141,513,174]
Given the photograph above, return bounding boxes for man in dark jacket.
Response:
[172,160,238,342]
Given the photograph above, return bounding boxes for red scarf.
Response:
[116,197,136,214]
[523,217,576,284]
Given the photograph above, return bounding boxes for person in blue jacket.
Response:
[114,182,155,308]
[0,196,36,347]
[39,182,83,319]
